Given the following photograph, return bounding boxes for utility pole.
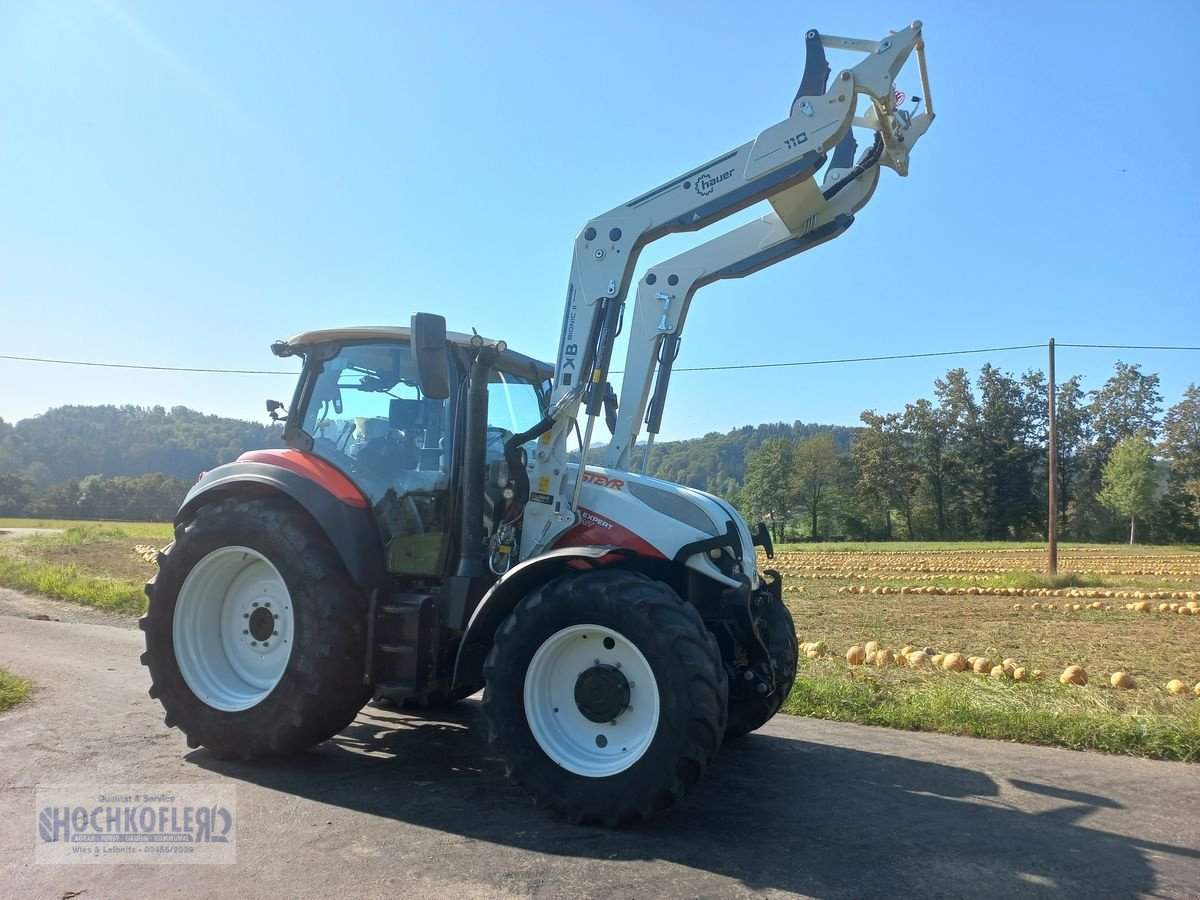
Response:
[1047,338,1058,574]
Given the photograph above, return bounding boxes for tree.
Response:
[972,364,1042,539]
[1161,384,1200,527]
[0,474,34,516]
[903,398,951,538]
[739,438,795,543]
[852,411,917,539]
[1052,375,1093,537]
[1098,436,1157,543]
[933,367,981,537]
[1090,362,1163,450]
[793,432,840,539]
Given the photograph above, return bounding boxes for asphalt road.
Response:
[1,587,1198,899]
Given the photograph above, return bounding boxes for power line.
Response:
[1056,343,1200,351]
[0,354,293,375]
[2,340,1197,378]
[667,343,1046,373]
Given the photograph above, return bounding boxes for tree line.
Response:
[0,405,281,522]
[738,363,1199,544]
[1,367,1197,539]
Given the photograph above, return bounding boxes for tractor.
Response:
[141,23,934,825]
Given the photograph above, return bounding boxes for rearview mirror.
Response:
[411,312,450,400]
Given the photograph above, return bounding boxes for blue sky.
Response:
[1,1,1197,440]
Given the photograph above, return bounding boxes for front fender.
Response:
[451,545,630,692]
[178,454,384,589]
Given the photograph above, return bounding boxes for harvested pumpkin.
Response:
[972,657,993,675]
[846,645,866,665]
[864,640,879,658]
[942,652,968,672]
[1060,665,1088,686]
[1166,679,1187,695]
[1013,667,1028,682]
[1110,671,1135,689]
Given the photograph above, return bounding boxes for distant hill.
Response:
[0,405,282,485]
[0,405,855,502]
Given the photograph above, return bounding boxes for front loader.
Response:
[141,22,934,826]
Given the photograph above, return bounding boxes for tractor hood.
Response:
[560,464,758,589]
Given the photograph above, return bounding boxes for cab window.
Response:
[301,342,453,575]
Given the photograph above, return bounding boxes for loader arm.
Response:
[603,127,885,471]
[521,21,934,559]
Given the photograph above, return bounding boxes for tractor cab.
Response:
[275,326,552,577]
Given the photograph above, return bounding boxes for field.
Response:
[1,519,1198,759]
[772,542,1200,760]
[0,521,168,614]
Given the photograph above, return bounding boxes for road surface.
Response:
[0,587,1197,899]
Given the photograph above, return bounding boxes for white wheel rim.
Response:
[172,546,295,712]
[523,624,660,778]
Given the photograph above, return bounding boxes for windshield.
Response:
[301,341,454,575]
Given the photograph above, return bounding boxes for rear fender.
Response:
[177,456,384,589]
[451,545,633,692]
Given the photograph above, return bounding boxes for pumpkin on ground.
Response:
[972,657,993,675]
[1110,672,1135,689]
[1166,679,1187,695]
[942,653,968,672]
[846,645,866,665]
[1013,667,1028,682]
[1060,665,1088,686]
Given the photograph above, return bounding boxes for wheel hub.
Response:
[248,606,275,641]
[574,664,630,723]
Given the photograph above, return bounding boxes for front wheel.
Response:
[482,569,727,826]
[724,593,798,741]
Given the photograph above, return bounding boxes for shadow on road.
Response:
[194,700,1181,897]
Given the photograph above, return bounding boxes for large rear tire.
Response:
[724,595,798,741]
[140,497,371,759]
[483,569,727,826]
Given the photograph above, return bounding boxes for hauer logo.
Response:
[693,168,735,196]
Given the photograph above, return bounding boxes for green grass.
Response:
[0,667,32,713]
[0,526,150,614]
[783,659,1200,762]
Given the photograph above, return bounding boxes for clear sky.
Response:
[1,1,1197,440]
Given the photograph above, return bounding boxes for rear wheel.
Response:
[483,569,727,826]
[724,594,798,741]
[141,497,371,759]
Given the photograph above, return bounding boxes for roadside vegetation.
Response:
[0,667,32,713]
[0,521,167,614]
[774,543,1200,761]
